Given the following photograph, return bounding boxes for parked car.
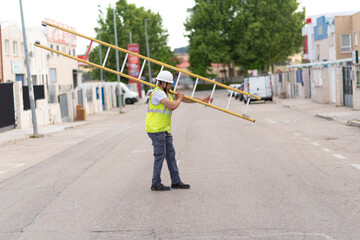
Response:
[242,75,273,103]
[118,82,139,104]
[234,84,244,100]
[227,83,241,97]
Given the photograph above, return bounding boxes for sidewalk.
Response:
[274,97,360,128]
[0,108,121,147]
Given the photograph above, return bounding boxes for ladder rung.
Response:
[102,47,111,67]
[85,40,93,60]
[138,59,146,79]
[209,79,216,104]
[173,72,181,92]
[120,53,128,73]
[67,34,75,55]
[226,90,233,110]
[243,96,251,116]
[191,78,199,98]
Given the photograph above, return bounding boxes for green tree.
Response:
[185,0,305,75]
[240,0,305,72]
[89,0,177,82]
[185,0,241,78]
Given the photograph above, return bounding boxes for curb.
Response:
[315,114,334,121]
[347,119,360,128]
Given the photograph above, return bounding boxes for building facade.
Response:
[0,21,26,85]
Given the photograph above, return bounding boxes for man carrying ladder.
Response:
[146,71,213,191]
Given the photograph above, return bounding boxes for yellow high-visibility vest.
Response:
[145,87,173,133]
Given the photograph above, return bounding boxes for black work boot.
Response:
[171,182,190,189]
[151,183,171,191]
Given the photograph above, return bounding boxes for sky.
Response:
[1,0,360,55]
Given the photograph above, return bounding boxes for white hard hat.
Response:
[156,70,173,83]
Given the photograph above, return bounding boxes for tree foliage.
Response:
[185,0,305,75]
[89,0,177,82]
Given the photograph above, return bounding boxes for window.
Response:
[355,32,358,46]
[340,34,351,53]
[56,45,59,56]
[50,44,54,56]
[357,70,360,87]
[4,40,9,54]
[13,41,18,55]
[318,25,323,36]
[73,49,75,57]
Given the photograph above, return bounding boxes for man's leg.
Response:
[148,132,167,187]
[164,132,181,185]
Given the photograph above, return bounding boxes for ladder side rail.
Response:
[34,42,255,122]
[42,21,259,100]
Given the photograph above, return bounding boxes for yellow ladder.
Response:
[35,21,261,122]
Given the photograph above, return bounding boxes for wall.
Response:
[335,16,353,60]
[353,12,360,53]
[27,28,49,86]
[0,22,26,83]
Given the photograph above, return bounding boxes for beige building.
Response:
[334,12,360,60]
[0,21,26,84]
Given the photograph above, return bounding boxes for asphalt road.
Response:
[1,90,360,240]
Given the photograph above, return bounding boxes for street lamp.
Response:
[98,5,103,82]
[144,19,152,83]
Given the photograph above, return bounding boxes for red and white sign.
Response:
[127,44,142,97]
[46,18,76,46]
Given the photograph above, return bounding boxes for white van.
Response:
[242,75,273,103]
[119,82,139,104]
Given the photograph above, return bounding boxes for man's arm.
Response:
[160,92,184,111]
[180,95,213,104]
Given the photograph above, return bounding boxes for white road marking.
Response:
[130,150,148,154]
[351,164,360,170]
[332,154,347,160]
[303,137,311,141]
[285,120,290,123]
[265,119,276,124]
[321,148,331,152]
[311,142,320,146]
[13,164,26,168]
[294,133,300,136]
[0,171,6,175]
[177,160,180,165]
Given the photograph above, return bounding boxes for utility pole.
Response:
[19,0,38,135]
[113,6,122,112]
[144,19,152,83]
[98,6,103,82]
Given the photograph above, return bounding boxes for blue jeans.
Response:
[147,132,181,186]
